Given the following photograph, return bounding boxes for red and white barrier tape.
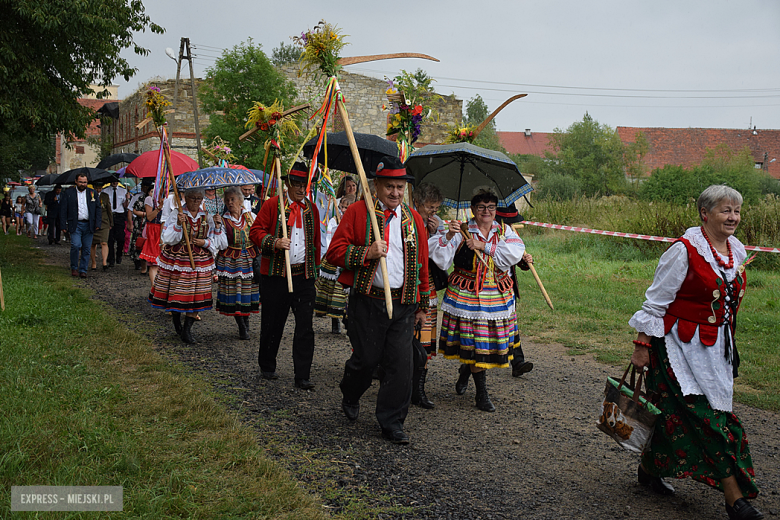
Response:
[520,221,780,254]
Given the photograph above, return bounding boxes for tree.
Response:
[0,131,54,180]
[199,39,298,170]
[271,41,303,67]
[546,112,627,196]
[624,131,649,185]
[463,95,505,152]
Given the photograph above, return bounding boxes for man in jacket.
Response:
[59,173,101,278]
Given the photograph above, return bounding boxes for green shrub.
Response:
[536,172,582,200]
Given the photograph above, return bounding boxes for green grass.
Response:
[515,230,780,411]
[0,235,327,519]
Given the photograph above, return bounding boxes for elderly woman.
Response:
[629,185,762,520]
[431,190,525,412]
[90,183,113,271]
[24,185,43,239]
[215,187,260,340]
[148,188,226,343]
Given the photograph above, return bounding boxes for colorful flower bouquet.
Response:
[204,137,236,166]
[144,86,171,127]
[445,124,478,144]
[383,71,441,155]
[292,20,349,77]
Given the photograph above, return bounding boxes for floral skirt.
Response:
[139,222,161,265]
[215,251,259,316]
[148,243,214,313]
[641,336,758,498]
[129,216,145,262]
[314,260,347,319]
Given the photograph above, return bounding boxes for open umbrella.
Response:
[125,150,199,178]
[96,152,139,170]
[302,131,398,174]
[404,142,533,210]
[35,173,63,186]
[175,166,266,190]
[56,167,114,185]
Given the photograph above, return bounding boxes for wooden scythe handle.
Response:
[459,222,490,269]
[335,96,393,319]
[0,266,5,311]
[511,223,554,310]
[160,133,196,270]
[473,94,528,139]
[337,53,439,66]
[273,156,294,293]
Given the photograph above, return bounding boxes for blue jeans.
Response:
[70,221,94,273]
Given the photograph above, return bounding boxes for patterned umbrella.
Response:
[405,142,533,210]
[175,166,267,190]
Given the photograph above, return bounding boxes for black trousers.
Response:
[47,214,61,243]
[341,292,417,432]
[107,212,126,263]
[258,273,316,380]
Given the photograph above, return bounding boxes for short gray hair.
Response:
[223,186,244,204]
[184,187,205,199]
[697,185,743,219]
[413,182,444,207]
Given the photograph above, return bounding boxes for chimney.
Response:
[524,129,531,137]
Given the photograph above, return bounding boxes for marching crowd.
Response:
[9,159,765,519]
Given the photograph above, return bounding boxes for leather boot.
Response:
[172,312,182,337]
[472,370,495,412]
[455,364,471,395]
[411,367,435,409]
[235,315,249,340]
[242,315,250,329]
[181,316,196,344]
[331,318,341,334]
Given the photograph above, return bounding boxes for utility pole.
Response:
[168,37,203,167]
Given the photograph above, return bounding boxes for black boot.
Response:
[455,364,471,395]
[411,367,435,409]
[235,315,249,340]
[331,317,341,334]
[472,370,495,412]
[181,316,196,344]
[172,312,182,337]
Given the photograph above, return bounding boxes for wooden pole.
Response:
[0,266,5,311]
[511,223,554,310]
[458,223,490,269]
[335,95,393,319]
[274,156,294,293]
[159,127,195,269]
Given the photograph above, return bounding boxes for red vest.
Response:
[663,238,746,346]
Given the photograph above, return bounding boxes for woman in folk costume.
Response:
[129,180,153,274]
[148,188,226,344]
[629,185,763,520]
[431,189,525,412]
[140,185,167,286]
[315,193,355,333]
[215,186,260,340]
[411,182,446,409]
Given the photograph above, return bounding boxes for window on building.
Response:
[75,146,85,154]
[754,163,763,169]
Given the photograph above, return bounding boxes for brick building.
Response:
[56,85,119,173]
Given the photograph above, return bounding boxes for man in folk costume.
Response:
[249,162,321,390]
[327,156,430,445]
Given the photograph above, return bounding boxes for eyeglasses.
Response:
[289,181,306,189]
[474,205,497,212]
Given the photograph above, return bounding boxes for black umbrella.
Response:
[35,174,63,186]
[302,131,398,175]
[405,142,533,211]
[96,152,139,170]
[56,167,112,185]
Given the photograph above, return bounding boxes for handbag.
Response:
[135,236,146,250]
[596,364,661,453]
[429,258,449,291]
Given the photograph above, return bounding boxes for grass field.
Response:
[514,229,780,412]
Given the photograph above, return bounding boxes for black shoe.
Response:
[638,465,675,496]
[726,499,764,520]
[341,399,359,421]
[107,263,114,268]
[235,315,249,340]
[116,257,122,265]
[260,371,278,380]
[512,361,534,377]
[172,313,182,337]
[455,364,471,395]
[473,370,495,412]
[331,318,341,334]
[411,367,435,409]
[381,428,410,445]
[134,260,141,270]
[181,316,196,344]
[102,265,109,271]
[295,379,315,390]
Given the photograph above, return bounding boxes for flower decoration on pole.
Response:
[383,70,441,161]
[444,124,478,144]
[245,99,301,157]
[144,86,172,127]
[292,20,349,78]
[203,137,236,166]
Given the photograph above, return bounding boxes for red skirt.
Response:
[140,222,161,265]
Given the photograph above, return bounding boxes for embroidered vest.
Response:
[222,213,258,259]
[663,238,746,346]
[450,222,513,293]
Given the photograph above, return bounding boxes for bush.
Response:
[535,172,582,200]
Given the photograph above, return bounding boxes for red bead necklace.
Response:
[700,227,734,269]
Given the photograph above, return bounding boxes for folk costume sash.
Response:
[257,196,318,279]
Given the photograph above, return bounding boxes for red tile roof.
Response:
[617,127,780,179]
[496,131,554,156]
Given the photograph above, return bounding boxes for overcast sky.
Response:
[116,0,780,133]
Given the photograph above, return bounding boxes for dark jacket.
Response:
[44,190,61,221]
[59,186,101,234]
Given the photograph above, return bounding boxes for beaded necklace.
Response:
[700,226,734,269]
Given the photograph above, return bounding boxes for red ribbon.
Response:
[287,201,306,228]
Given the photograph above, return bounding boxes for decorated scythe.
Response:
[512,223,554,310]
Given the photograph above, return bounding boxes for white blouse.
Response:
[629,226,747,412]
[161,207,226,258]
[429,219,525,272]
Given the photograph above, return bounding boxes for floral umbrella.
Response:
[175,166,266,190]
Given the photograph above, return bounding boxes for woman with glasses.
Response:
[430,190,526,412]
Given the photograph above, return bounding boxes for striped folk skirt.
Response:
[215,250,259,316]
[314,260,347,319]
[438,277,518,369]
[148,243,214,313]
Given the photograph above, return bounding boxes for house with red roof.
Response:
[496,130,554,157]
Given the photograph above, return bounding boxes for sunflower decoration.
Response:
[144,86,171,127]
[292,20,349,77]
[245,99,300,156]
[204,137,236,166]
[444,124,479,144]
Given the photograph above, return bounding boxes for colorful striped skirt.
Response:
[314,260,347,319]
[438,277,517,369]
[139,222,161,266]
[641,336,758,498]
[215,251,259,316]
[419,271,439,357]
[148,243,214,313]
